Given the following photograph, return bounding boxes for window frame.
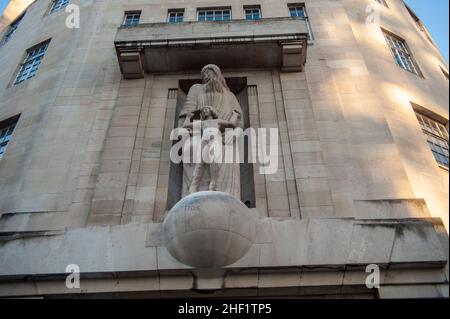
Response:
[49,0,70,14]
[440,66,449,81]
[167,9,185,23]
[122,11,142,27]
[0,12,26,47]
[13,40,51,86]
[197,7,232,22]
[288,3,306,18]
[0,115,20,160]
[244,5,262,20]
[412,104,449,170]
[382,29,423,77]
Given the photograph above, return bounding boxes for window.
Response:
[123,11,141,26]
[197,8,231,21]
[244,6,261,20]
[50,0,69,14]
[168,9,184,23]
[14,40,50,85]
[288,3,306,18]
[0,12,25,47]
[383,31,422,77]
[375,0,388,7]
[288,3,313,41]
[0,116,19,160]
[440,66,449,80]
[415,111,449,168]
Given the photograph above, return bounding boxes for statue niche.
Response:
[178,64,244,199]
[162,65,258,269]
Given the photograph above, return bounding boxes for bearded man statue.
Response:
[178,64,244,199]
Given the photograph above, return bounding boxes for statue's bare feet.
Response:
[189,185,199,194]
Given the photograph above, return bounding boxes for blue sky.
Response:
[406,0,449,63]
[0,0,448,62]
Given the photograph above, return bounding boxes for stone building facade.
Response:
[0,0,448,298]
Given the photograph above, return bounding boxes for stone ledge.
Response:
[114,17,308,75]
[0,217,447,279]
[0,268,448,298]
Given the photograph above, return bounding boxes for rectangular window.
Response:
[0,116,19,160]
[0,12,25,46]
[14,40,50,85]
[415,111,449,168]
[288,3,313,41]
[50,0,69,14]
[197,8,231,21]
[123,11,141,26]
[168,9,184,23]
[244,6,261,20]
[375,0,388,7]
[289,4,306,18]
[383,31,422,77]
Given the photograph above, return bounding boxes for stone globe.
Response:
[163,191,257,268]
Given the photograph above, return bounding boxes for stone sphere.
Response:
[163,191,257,268]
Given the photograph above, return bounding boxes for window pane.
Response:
[0,119,18,159]
[416,111,449,168]
[168,10,184,23]
[123,12,140,26]
[14,41,50,85]
[245,8,261,20]
[289,6,305,18]
[383,31,421,76]
[50,0,69,13]
[198,9,231,21]
[0,13,25,46]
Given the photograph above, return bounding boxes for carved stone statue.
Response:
[179,64,244,199]
[164,65,256,269]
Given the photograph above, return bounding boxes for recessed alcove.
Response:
[166,77,256,210]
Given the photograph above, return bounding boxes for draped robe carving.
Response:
[178,65,243,199]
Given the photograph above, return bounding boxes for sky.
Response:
[406,0,449,63]
[0,0,448,62]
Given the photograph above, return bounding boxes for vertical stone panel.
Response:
[152,88,178,222]
[247,85,268,217]
[250,72,290,218]
[88,77,145,226]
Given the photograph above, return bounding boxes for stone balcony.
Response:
[114,17,309,78]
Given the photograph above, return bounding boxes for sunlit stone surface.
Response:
[0,0,448,298]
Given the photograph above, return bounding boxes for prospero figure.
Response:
[183,106,241,194]
[179,64,244,198]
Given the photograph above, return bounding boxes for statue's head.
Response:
[201,64,230,93]
[200,105,218,120]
